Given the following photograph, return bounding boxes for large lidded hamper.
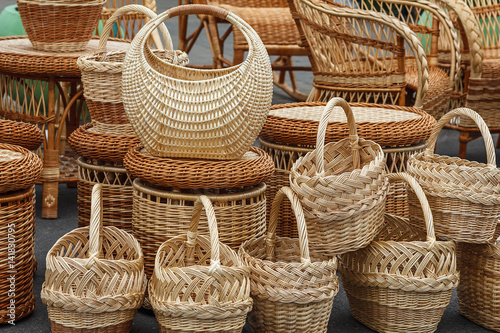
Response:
[240,187,338,333]
[340,173,459,333]
[149,195,252,332]
[121,4,273,160]
[407,107,500,243]
[41,184,146,332]
[289,97,388,256]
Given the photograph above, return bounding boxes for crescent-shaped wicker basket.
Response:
[340,173,459,333]
[121,4,273,160]
[407,107,500,243]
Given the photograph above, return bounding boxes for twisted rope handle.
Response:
[266,187,311,265]
[95,4,173,55]
[87,184,103,269]
[424,108,496,166]
[386,173,436,245]
[187,195,221,273]
[316,97,359,174]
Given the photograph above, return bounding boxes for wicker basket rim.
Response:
[17,0,106,6]
[77,157,125,173]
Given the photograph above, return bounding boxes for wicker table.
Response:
[0,36,130,218]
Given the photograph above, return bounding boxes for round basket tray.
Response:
[0,119,43,151]
[124,144,275,190]
[67,122,140,163]
[0,143,42,194]
[260,102,435,147]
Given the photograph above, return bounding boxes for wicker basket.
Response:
[77,4,188,125]
[407,107,500,243]
[122,4,273,160]
[0,119,43,151]
[41,184,146,332]
[457,227,500,332]
[149,195,252,333]
[77,158,134,232]
[340,173,459,333]
[0,143,42,194]
[240,186,338,333]
[124,144,274,190]
[0,186,36,323]
[289,97,387,255]
[17,0,106,52]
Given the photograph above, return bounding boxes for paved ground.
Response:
[1,0,499,332]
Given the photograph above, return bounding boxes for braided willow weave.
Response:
[122,4,272,160]
[41,184,146,332]
[340,173,459,333]
[407,108,500,243]
[149,196,252,333]
[239,187,338,333]
[0,143,42,194]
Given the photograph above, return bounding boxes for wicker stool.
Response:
[77,158,134,232]
[259,102,435,238]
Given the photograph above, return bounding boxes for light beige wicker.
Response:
[239,186,338,333]
[41,184,146,333]
[289,97,387,256]
[149,195,252,333]
[407,107,500,243]
[340,173,459,333]
[121,4,273,160]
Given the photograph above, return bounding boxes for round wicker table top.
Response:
[260,102,436,148]
[0,36,131,77]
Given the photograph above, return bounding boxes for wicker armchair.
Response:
[178,0,310,101]
[288,0,430,109]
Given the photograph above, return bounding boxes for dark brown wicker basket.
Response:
[0,119,43,151]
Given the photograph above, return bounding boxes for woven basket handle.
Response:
[266,187,311,264]
[95,4,174,55]
[87,184,104,267]
[387,173,436,244]
[187,195,221,272]
[316,97,360,174]
[424,108,496,167]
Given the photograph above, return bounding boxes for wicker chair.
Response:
[178,0,310,101]
[291,0,459,119]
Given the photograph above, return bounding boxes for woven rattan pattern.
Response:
[0,119,43,151]
[240,187,338,333]
[340,173,459,333]
[260,102,435,147]
[407,107,500,243]
[0,187,36,323]
[67,122,140,163]
[77,158,134,232]
[0,143,42,194]
[122,5,273,160]
[41,184,146,331]
[149,196,252,333]
[124,145,274,190]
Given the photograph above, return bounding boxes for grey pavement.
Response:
[1,0,499,332]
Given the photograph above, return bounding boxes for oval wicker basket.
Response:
[239,186,338,333]
[340,173,459,333]
[149,195,252,332]
[289,97,387,256]
[17,0,106,52]
[122,4,273,160]
[41,184,146,332]
[0,143,42,194]
[407,107,500,243]
[124,144,275,189]
[0,119,43,151]
[77,4,188,125]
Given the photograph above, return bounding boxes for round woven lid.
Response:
[0,143,43,194]
[260,102,436,147]
[124,144,275,190]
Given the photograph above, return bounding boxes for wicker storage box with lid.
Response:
[259,100,435,238]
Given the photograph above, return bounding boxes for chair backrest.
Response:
[464,0,500,59]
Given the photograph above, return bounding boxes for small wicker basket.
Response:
[0,143,42,194]
[41,184,146,332]
[289,97,387,256]
[340,173,459,333]
[149,195,252,332]
[239,186,338,333]
[0,119,43,151]
[407,107,500,243]
[17,0,106,52]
